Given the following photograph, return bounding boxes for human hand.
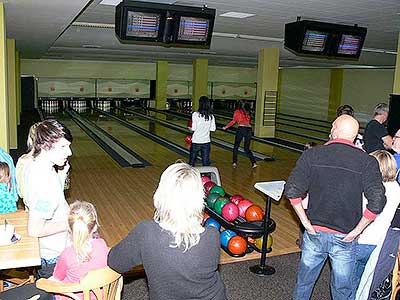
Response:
[303,221,316,235]
[342,229,360,242]
[222,126,227,131]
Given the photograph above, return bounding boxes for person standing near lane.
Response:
[189,96,216,167]
[363,103,392,153]
[285,115,386,300]
[222,101,257,168]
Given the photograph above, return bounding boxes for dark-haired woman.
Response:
[223,101,257,168]
[189,96,216,166]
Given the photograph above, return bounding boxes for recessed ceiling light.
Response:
[82,44,102,48]
[99,0,121,6]
[219,12,255,19]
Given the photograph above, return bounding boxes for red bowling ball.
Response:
[201,176,211,184]
[245,205,264,222]
[237,199,254,218]
[187,120,193,128]
[227,236,247,255]
[221,202,239,222]
[185,135,192,144]
[204,181,216,195]
[230,194,244,205]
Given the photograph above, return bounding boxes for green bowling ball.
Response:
[214,198,229,215]
[206,193,221,209]
[209,185,225,197]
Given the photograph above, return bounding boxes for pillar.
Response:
[155,61,168,110]
[393,33,400,94]
[328,69,344,121]
[7,39,17,149]
[0,4,8,151]
[192,58,208,111]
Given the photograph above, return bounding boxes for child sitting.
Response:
[0,162,17,214]
[0,200,109,300]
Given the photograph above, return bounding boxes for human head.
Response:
[370,150,397,182]
[153,162,204,251]
[330,115,359,141]
[198,96,212,120]
[68,200,99,262]
[0,162,10,184]
[336,105,354,117]
[392,129,400,153]
[304,141,317,151]
[373,103,389,123]
[33,120,72,166]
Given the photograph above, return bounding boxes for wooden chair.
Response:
[36,267,123,300]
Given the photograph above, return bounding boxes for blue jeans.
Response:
[189,142,211,166]
[293,231,357,300]
[351,243,376,299]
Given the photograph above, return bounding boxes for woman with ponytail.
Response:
[223,101,257,168]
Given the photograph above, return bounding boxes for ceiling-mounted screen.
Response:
[301,30,329,52]
[126,11,161,38]
[284,20,367,60]
[177,16,210,42]
[115,0,215,48]
[337,34,363,56]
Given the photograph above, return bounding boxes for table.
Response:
[0,210,40,270]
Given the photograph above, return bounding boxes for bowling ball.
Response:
[245,205,264,222]
[220,230,237,248]
[206,193,220,209]
[237,199,254,218]
[201,176,211,184]
[187,120,193,128]
[204,181,216,195]
[228,236,247,255]
[221,202,239,222]
[204,218,221,231]
[254,234,273,250]
[185,135,192,144]
[230,194,244,205]
[214,198,229,215]
[209,185,225,197]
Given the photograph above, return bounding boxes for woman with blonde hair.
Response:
[354,150,400,299]
[108,162,226,299]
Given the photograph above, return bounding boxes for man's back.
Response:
[363,120,388,153]
[285,140,386,233]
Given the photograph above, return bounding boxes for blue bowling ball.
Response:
[220,229,237,248]
[204,218,221,231]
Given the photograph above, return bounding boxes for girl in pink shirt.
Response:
[52,201,109,287]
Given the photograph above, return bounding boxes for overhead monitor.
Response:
[336,34,364,56]
[115,0,215,48]
[301,30,329,52]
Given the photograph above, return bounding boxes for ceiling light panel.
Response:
[219,12,255,19]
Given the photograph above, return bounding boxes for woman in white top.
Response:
[189,96,216,166]
[352,150,400,299]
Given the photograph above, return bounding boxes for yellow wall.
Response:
[7,39,17,149]
[0,4,8,151]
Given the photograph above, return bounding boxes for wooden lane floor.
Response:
[62,111,302,264]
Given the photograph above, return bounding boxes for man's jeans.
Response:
[293,231,357,300]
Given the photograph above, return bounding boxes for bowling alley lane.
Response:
[62,108,301,263]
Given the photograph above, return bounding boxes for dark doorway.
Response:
[21,76,35,111]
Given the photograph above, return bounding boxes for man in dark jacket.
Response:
[285,114,386,300]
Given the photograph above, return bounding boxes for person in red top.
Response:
[222,101,257,168]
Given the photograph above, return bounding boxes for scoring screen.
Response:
[126,11,161,38]
[302,30,328,52]
[177,16,210,42]
[337,34,363,55]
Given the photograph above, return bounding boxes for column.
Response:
[7,39,17,149]
[254,48,279,138]
[15,50,20,125]
[192,58,208,111]
[155,61,168,110]
[328,69,343,121]
[0,4,8,151]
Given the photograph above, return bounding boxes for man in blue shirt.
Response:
[392,129,400,183]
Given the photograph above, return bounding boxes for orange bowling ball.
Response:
[227,236,247,255]
[245,205,264,222]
